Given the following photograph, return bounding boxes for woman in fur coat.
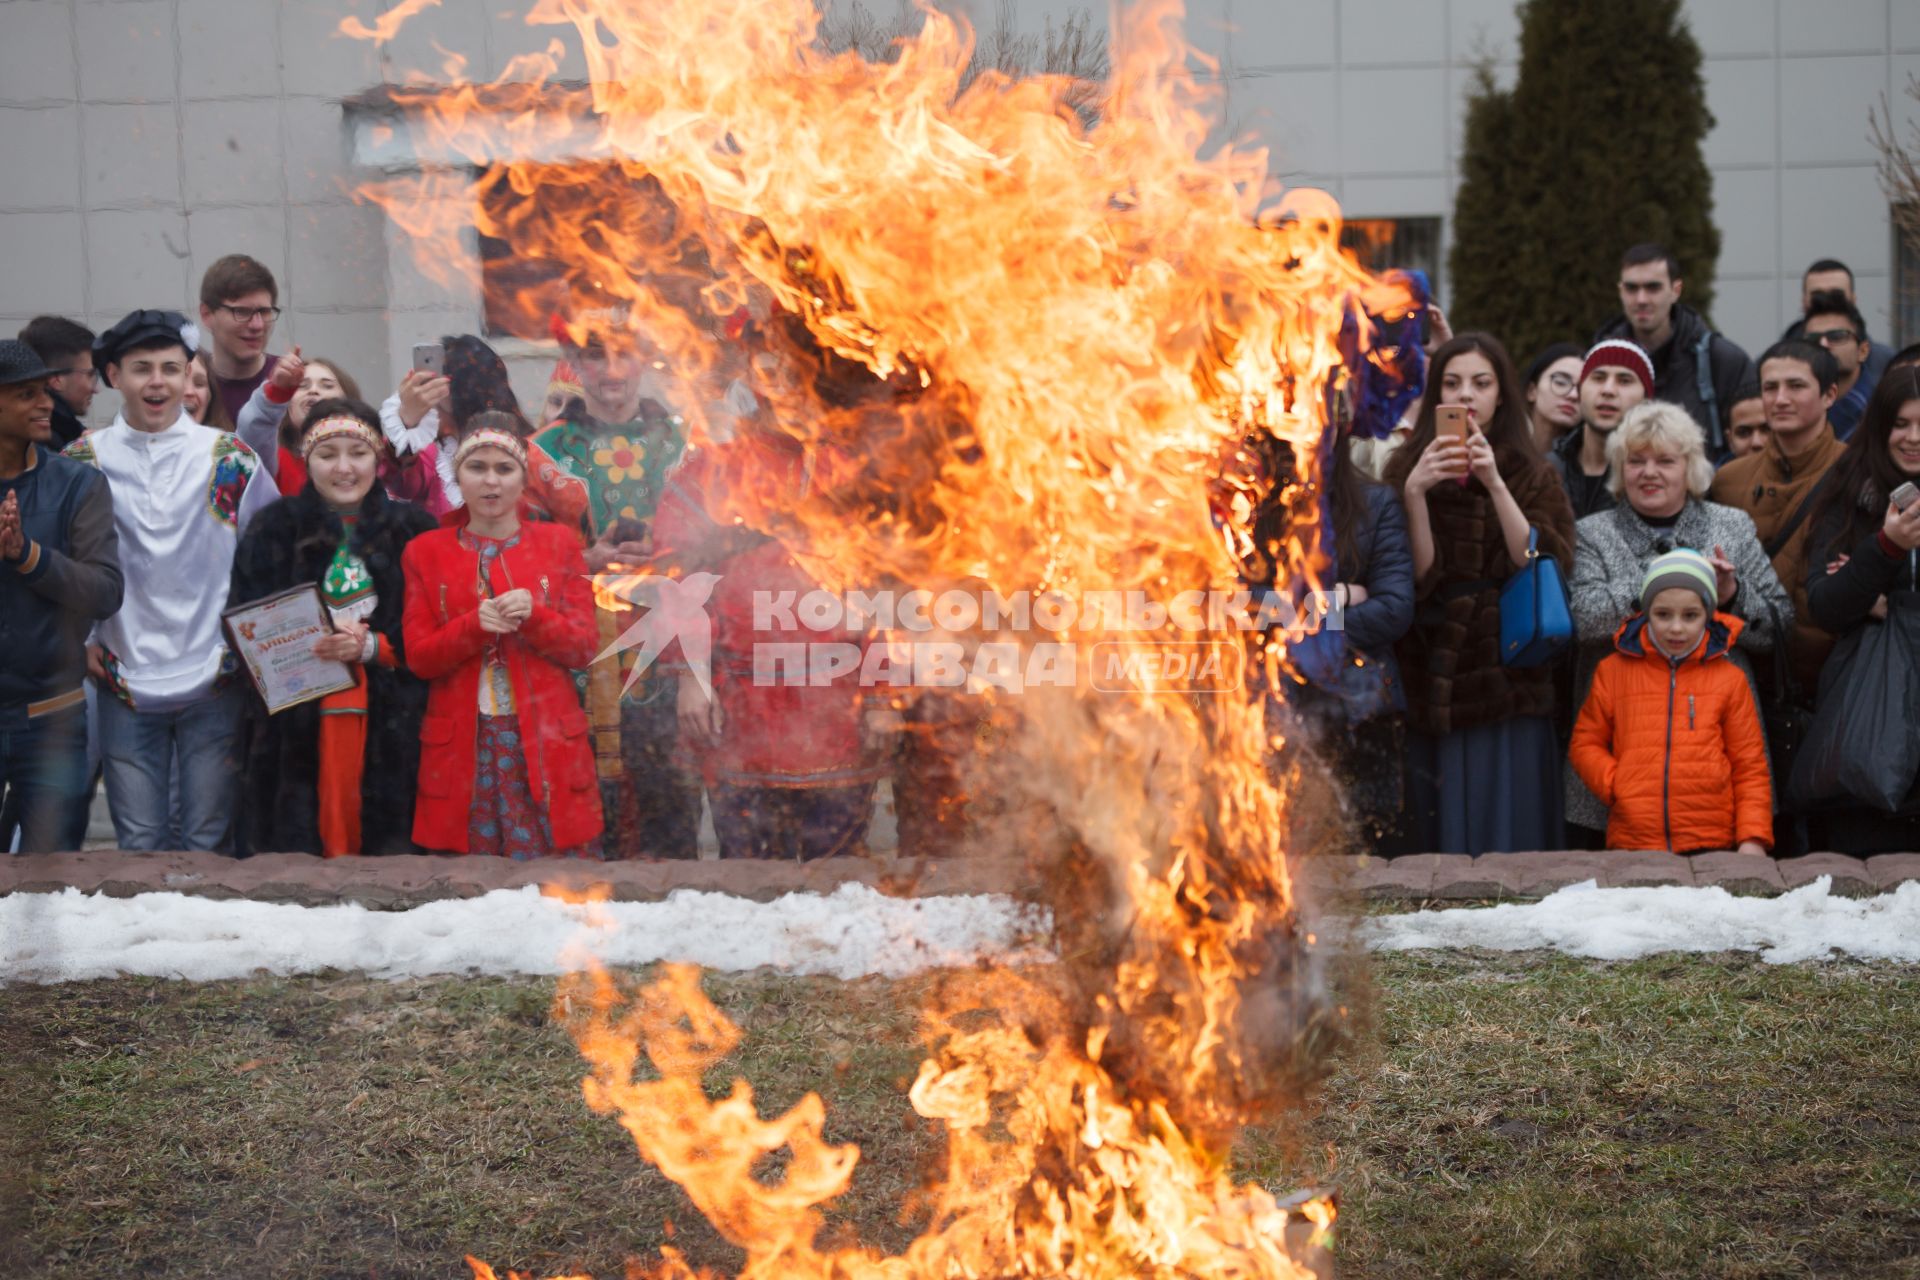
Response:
[227,397,437,855]
[1384,333,1577,854]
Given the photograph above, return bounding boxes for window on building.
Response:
[476,168,569,342]
[1340,217,1443,292]
[1896,208,1920,349]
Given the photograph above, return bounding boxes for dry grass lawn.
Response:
[1,949,1917,1278]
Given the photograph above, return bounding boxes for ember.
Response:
[345,0,1404,1273]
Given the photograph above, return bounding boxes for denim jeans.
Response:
[0,703,91,853]
[97,685,243,853]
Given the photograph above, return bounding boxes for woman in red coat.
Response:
[400,423,604,857]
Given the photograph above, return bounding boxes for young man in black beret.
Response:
[0,339,123,851]
[64,310,275,853]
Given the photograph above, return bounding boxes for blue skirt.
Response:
[1405,716,1564,854]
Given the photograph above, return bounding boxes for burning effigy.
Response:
[345,0,1418,1275]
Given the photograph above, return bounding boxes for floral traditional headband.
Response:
[302,414,381,459]
[452,426,527,471]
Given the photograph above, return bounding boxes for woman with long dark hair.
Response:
[227,397,437,854]
[1384,332,1577,853]
[1802,367,1920,853]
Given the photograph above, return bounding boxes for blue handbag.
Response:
[1499,526,1573,667]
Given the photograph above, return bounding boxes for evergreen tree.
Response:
[1448,0,1720,363]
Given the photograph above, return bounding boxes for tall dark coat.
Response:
[227,484,437,854]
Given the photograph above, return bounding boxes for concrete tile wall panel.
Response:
[181,99,285,207]
[0,213,87,317]
[0,2,81,105]
[75,0,179,104]
[85,209,192,317]
[178,0,280,100]
[1341,67,1446,174]
[185,204,288,287]
[281,97,353,206]
[288,202,388,310]
[279,309,390,395]
[1447,0,1519,65]
[81,102,183,207]
[279,0,383,99]
[1710,167,1777,278]
[0,105,83,210]
[1711,277,1780,356]
[1681,0,1777,59]
[1214,0,1335,69]
[1776,56,1887,167]
[1701,58,1777,167]
[1779,165,1889,288]
[1340,173,1449,219]
[1777,0,1887,56]
[1338,0,1445,67]
[377,0,493,86]
[1898,1,1920,52]
[1228,69,1338,176]
[1893,55,1920,132]
[484,10,588,84]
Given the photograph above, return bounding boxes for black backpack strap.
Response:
[1763,469,1835,562]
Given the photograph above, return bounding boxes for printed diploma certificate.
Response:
[222,585,358,714]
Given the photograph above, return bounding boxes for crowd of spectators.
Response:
[2,244,1917,861]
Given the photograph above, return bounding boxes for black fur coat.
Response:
[227,485,438,854]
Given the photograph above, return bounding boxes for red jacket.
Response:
[1570,612,1772,854]
[651,437,886,789]
[400,514,604,852]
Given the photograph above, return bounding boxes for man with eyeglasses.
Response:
[1801,289,1876,441]
[1593,242,1754,460]
[1780,259,1894,387]
[196,254,284,424]
[17,316,99,449]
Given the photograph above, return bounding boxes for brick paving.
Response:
[1,849,1913,907]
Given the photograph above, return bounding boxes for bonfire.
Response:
[347,0,1413,1274]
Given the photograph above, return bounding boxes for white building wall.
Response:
[3,0,1918,426]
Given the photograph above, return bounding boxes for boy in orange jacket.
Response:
[1570,548,1772,855]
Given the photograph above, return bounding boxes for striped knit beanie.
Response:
[1640,547,1717,611]
[1581,338,1656,398]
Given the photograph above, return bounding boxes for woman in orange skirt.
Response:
[227,397,438,854]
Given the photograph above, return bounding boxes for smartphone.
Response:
[411,342,446,376]
[609,517,649,546]
[1893,482,1919,513]
[1436,404,1470,444]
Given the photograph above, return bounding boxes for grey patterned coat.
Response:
[1563,497,1793,831]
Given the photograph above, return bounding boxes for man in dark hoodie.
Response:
[17,316,99,449]
[1594,243,1754,460]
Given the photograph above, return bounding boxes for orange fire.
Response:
[349,0,1399,1273]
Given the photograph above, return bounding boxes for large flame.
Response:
[353,0,1398,1273]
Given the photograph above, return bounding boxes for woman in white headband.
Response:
[226,396,438,855]
[399,413,606,859]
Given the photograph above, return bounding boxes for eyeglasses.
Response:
[1806,327,1859,346]
[59,367,99,385]
[217,304,283,324]
[1545,372,1578,394]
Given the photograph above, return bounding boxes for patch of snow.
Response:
[1365,876,1920,964]
[4,876,1916,986]
[0,883,1051,985]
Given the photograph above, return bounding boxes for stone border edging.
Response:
[2,849,1916,908]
